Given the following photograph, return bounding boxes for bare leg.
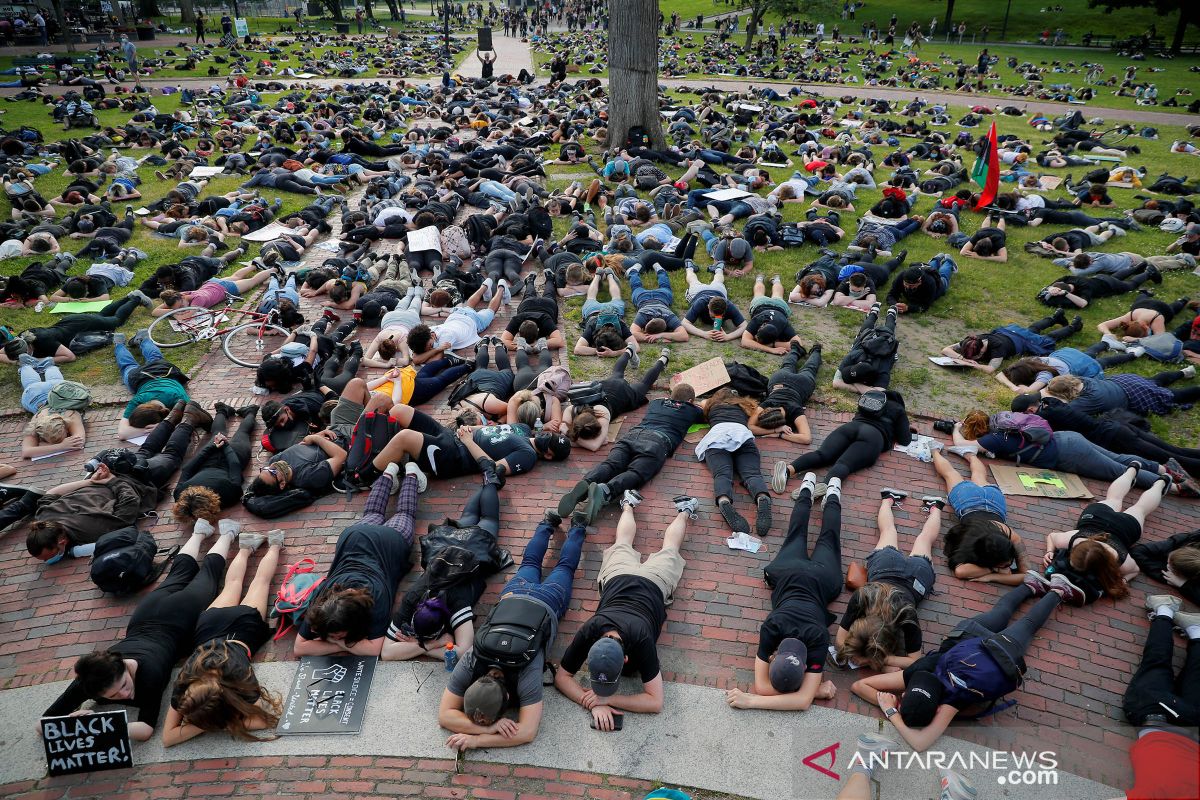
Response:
[605,271,621,301]
[661,509,689,552]
[910,505,942,559]
[206,545,252,609]
[1100,466,1136,511]
[753,276,766,298]
[1123,474,1166,526]
[771,276,785,299]
[931,449,965,493]
[875,498,899,550]
[836,773,872,800]
[586,272,602,303]
[242,542,283,616]
[615,504,638,548]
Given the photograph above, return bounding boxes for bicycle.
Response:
[1097,126,1131,147]
[147,298,290,367]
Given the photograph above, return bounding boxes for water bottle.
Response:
[444,643,458,672]
[712,315,724,332]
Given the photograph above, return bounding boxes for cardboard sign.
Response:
[703,188,753,202]
[407,225,442,253]
[188,166,225,178]
[278,655,377,735]
[234,17,248,36]
[241,222,295,242]
[669,357,730,397]
[477,26,492,51]
[989,464,1093,500]
[41,710,132,777]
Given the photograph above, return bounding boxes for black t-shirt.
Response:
[840,590,922,653]
[976,331,1018,361]
[746,304,796,341]
[685,292,746,328]
[298,523,412,641]
[631,398,704,450]
[506,296,559,336]
[473,423,537,474]
[29,326,70,358]
[76,274,115,297]
[282,390,326,427]
[581,316,632,346]
[559,575,666,683]
[757,603,831,673]
[390,572,486,640]
[276,442,335,492]
[1073,503,1141,560]
[835,276,877,299]
[1043,229,1090,251]
[970,226,1006,248]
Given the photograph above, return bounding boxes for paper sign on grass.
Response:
[241,222,295,242]
[188,166,225,178]
[669,357,730,397]
[703,188,753,202]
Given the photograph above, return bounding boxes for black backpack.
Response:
[625,125,650,149]
[68,331,114,356]
[473,596,554,672]
[724,361,769,398]
[90,526,176,595]
[345,410,401,484]
[859,327,898,359]
[243,488,316,519]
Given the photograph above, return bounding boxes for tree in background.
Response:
[607,0,665,149]
[1089,0,1193,52]
[743,0,837,50]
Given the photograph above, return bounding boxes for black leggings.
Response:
[513,348,553,392]
[1027,313,1077,343]
[455,483,501,536]
[1123,615,1200,727]
[633,250,690,271]
[314,319,361,393]
[585,432,669,493]
[139,416,197,488]
[1030,208,1121,227]
[406,249,442,275]
[764,491,841,602]
[767,347,822,409]
[127,552,225,642]
[1099,425,1200,477]
[789,420,887,482]
[601,349,666,416]
[962,583,1060,656]
[705,439,768,500]
[48,295,140,337]
[177,410,255,484]
[485,249,524,285]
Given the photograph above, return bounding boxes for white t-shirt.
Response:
[1015,194,1046,212]
[435,308,482,350]
[373,206,411,227]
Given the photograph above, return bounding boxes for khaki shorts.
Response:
[597,542,686,602]
[330,396,365,438]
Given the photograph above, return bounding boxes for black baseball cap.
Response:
[768,638,807,693]
[900,671,944,727]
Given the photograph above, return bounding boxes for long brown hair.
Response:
[1002,357,1057,386]
[172,641,282,740]
[704,388,758,420]
[834,583,914,671]
[1070,538,1129,600]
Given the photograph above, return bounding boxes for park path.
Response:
[457,29,534,79]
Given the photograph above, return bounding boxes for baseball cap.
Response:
[536,432,572,461]
[462,676,507,725]
[260,400,284,428]
[899,670,943,727]
[768,638,807,693]
[1011,393,1041,413]
[586,636,624,697]
[728,238,750,261]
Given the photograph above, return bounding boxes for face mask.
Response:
[44,550,65,565]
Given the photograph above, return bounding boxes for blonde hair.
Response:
[1045,375,1084,401]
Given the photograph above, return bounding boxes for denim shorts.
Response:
[948,480,1007,519]
[867,546,935,602]
[213,278,240,296]
[582,299,625,318]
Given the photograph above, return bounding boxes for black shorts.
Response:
[192,605,272,655]
[418,431,470,478]
[1076,503,1142,551]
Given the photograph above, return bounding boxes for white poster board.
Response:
[234,18,248,36]
[241,222,294,242]
[189,166,225,178]
[703,188,752,202]
[406,225,442,253]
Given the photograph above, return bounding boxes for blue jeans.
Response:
[20,361,62,413]
[948,480,1007,519]
[628,268,674,307]
[115,340,164,389]
[1053,431,1161,488]
[929,253,957,295]
[500,521,586,618]
[258,276,298,312]
[582,299,625,318]
[479,180,516,202]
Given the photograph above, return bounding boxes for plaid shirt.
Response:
[1110,373,1174,415]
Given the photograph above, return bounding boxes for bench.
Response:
[12,55,97,75]
[1079,34,1115,48]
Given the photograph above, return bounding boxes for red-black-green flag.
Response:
[971,121,1000,210]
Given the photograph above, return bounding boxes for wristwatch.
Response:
[884,707,898,720]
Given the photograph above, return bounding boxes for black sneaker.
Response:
[584,482,610,523]
[754,495,773,538]
[557,479,590,518]
[719,499,750,534]
[932,419,956,435]
[921,496,947,512]
[543,509,562,527]
[880,488,908,504]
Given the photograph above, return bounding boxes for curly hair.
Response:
[173,486,222,525]
[172,641,282,740]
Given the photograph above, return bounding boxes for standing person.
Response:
[438,509,586,751]
[554,495,699,729]
[40,521,241,741]
[162,530,286,746]
[120,35,139,84]
[33,7,47,45]
[355,7,364,33]
[195,11,206,43]
[220,13,233,36]
[724,473,841,711]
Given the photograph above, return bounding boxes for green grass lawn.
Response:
[533,31,1200,114]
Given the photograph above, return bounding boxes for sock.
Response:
[1187,625,1200,640]
[1157,605,1176,620]
[71,543,97,558]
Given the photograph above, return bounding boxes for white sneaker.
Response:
[218,519,242,538]
[267,529,286,548]
[192,518,215,537]
[384,462,401,495]
[238,532,266,551]
[947,444,979,457]
[405,461,428,493]
[939,769,978,800]
[1182,365,1197,379]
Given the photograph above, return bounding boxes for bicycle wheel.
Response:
[222,321,290,367]
[1099,127,1129,147]
[147,306,219,348]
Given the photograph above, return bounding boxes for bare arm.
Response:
[600,673,664,714]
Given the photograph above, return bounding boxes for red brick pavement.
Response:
[0,757,719,800]
[2,245,1194,792]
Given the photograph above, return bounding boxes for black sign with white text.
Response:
[278,655,377,735]
[41,710,133,777]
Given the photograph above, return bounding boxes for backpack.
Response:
[534,365,572,400]
[243,487,316,518]
[636,164,666,190]
[988,411,1054,464]
[473,595,554,673]
[567,380,604,408]
[625,125,650,149]
[47,380,91,412]
[724,361,768,398]
[345,410,401,484]
[933,634,1025,717]
[90,526,176,595]
[778,223,806,247]
[271,557,326,640]
[858,327,898,359]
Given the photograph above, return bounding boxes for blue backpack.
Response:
[933,634,1026,718]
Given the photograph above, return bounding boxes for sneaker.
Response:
[1175,611,1200,632]
[192,518,215,537]
[1145,594,1181,617]
[584,482,610,523]
[719,499,750,534]
[1182,365,1197,379]
[514,335,530,352]
[854,733,898,776]
[1050,572,1087,607]
[497,278,512,305]
[384,462,402,494]
[658,346,671,364]
[822,478,842,508]
[557,479,590,518]
[1166,459,1200,497]
[218,519,242,539]
[571,510,590,529]
[405,461,428,493]
[266,528,285,548]
[624,346,640,369]
[796,471,818,499]
[1024,570,1053,598]
[947,444,979,458]
[620,489,643,509]
[1126,345,1147,358]
[127,289,154,308]
[533,337,548,352]
[113,332,127,346]
[543,509,562,527]
[129,328,149,348]
[880,488,908,504]
[754,495,773,538]
[673,495,699,519]
[921,496,947,512]
[238,532,266,551]
[939,769,978,800]
[771,460,791,494]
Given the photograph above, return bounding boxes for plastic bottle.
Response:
[444,643,458,672]
[712,315,724,332]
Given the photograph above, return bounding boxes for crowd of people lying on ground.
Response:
[0,34,1199,799]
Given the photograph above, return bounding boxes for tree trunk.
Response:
[138,0,161,18]
[943,0,956,34]
[323,0,345,19]
[1170,5,1192,53]
[743,4,764,50]
[607,0,666,149]
[179,0,195,23]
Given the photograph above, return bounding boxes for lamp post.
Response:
[442,0,450,56]
[999,0,1012,41]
